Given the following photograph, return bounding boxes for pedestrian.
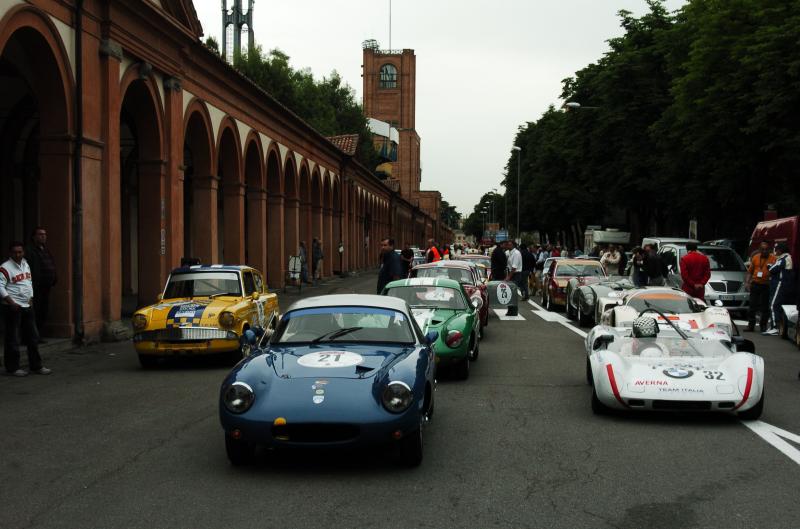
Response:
[490,241,508,282]
[1,241,51,376]
[679,242,710,300]
[299,241,311,285]
[426,238,441,263]
[520,244,535,301]
[26,226,57,341]
[745,241,775,332]
[552,245,562,258]
[506,241,523,295]
[617,248,628,276]
[312,237,324,284]
[630,247,648,287]
[600,244,621,277]
[643,244,668,286]
[399,244,414,278]
[763,242,795,336]
[377,238,402,294]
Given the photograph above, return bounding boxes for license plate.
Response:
[718,295,733,301]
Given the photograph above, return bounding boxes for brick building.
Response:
[0,0,447,341]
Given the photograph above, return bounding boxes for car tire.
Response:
[225,436,255,466]
[578,305,592,328]
[469,334,479,362]
[567,298,577,320]
[138,354,158,369]
[591,389,608,415]
[399,423,423,467]
[228,335,252,365]
[586,359,593,386]
[795,323,800,349]
[455,356,470,380]
[737,389,765,421]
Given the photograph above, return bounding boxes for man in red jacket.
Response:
[680,242,710,300]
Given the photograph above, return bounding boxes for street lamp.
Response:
[511,146,521,242]
[562,101,600,111]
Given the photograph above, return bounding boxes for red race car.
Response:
[542,259,606,312]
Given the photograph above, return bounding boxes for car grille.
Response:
[708,281,742,293]
[652,400,711,411]
[272,423,360,443]
[134,328,236,342]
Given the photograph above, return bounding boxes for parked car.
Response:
[411,261,489,333]
[219,294,436,467]
[542,259,607,311]
[566,277,638,327]
[132,265,279,368]
[641,237,698,251]
[703,239,748,260]
[657,244,749,314]
[586,313,763,419]
[384,278,481,379]
[779,304,799,349]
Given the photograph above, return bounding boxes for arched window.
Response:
[379,64,397,89]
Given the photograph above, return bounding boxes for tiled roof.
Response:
[327,134,359,156]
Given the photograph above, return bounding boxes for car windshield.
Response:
[163,271,241,298]
[555,263,605,278]
[415,267,473,284]
[618,334,729,358]
[627,293,701,314]
[274,306,415,344]
[702,248,746,272]
[386,286,467,310]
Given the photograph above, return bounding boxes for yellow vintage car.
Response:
[132,265,279,368]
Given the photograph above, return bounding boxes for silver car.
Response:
[657,244,749,313]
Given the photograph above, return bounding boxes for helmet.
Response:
[632,316,658,338]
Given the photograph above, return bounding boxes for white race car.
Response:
[599,288,734,337]
[586,313,764,418]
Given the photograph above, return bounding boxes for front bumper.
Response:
[134,328,239,355]
[704,291,749,312]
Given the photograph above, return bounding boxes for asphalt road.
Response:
[2,272,799,529]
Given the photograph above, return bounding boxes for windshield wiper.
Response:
[209,292,238,298]
[642,301,690,341]
[312,326,363,343]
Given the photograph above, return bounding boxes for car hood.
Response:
[409,307,460,331]
[709,270,747,281]
[141,298,237,326]
[616,355,732,396]
[267,343,414,379]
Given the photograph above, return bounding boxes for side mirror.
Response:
[425,330,439,345]
[156,293,164,301]
[732,336,755,353]
[472,297,483,310]
[592,334,614,351]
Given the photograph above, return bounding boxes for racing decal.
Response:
[605,364,628,407]
[702,370,725,380]
[733,367,754,410]
[412,309,436,330]
[313,395,325,404]
[633,380,668,386]
[663,367,694,379]
[166,301,212,328]
[496,283,512,305]
[297,351,364,368]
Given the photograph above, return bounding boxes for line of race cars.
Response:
[130,256,771,468]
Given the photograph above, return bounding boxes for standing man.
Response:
[312,237,324,284]
[426,239,441,263]
[745,241,775,332]
[679,242,711,300]
[27,226,57,340]
[763,242,795,336]
[377,238,402,294]
[490,240,509,283]
[520,244,535,301]
[600,245,621,277]
[399,244,414,278]
[643,244,668,286]
[506,241,523,293]
[299,241,311,285]
[1,242,51,376]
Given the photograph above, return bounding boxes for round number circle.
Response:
[298,351,364,368]
[496,283,512,305]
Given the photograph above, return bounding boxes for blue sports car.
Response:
[219,294,437,467]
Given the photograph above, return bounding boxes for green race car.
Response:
[383,278,481,380]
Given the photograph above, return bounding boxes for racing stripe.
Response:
[605,364,628,407]
[734,367,754,410]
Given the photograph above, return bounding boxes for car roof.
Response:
[169,264,249,274]
[386,277,463,289]
[286,294,409,313]
[414,261,472,270]
[643,237,699,244]
[556,259,603,265]
[662,244,734,252]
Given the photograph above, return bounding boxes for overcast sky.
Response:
[195,0,685,215]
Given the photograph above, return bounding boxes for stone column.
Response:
[192,175,220,264]
[223,181,246,264]
[246,187,268,273]
[266,194,284,289]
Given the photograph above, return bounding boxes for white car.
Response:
[600,288,734,337]
[585,314,764,419]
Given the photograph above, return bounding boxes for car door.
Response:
[660,246,681,287]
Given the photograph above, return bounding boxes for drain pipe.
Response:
[72,0,84,342]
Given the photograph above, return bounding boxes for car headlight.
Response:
[445,329,463,348]
[223,382,255,414]
[132,314,148,331]
[219,311,235,328]
[382,381,413,413]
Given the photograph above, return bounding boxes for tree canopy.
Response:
[490,0,800,246]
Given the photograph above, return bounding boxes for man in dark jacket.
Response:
[377,238,402,294]
[27,226,57,340]
[491,241,509,281]
[643,244,668,286]
[520,244,536,301]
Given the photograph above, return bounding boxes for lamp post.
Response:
[562,101,600,111]
[511,146,521,242]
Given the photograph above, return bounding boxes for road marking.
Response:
[742,421,800,467]
[492,309,526,321]
[560,321,587,338]
[527,300,588,337]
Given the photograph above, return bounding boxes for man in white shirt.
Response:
[506,242,524,295]
[1,242,51,376]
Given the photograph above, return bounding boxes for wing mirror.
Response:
[732,336,755,353]
[472,297,483,310]
[592,334,615,351]
[425,330,439,345]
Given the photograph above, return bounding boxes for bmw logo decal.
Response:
[663,367,693,379]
